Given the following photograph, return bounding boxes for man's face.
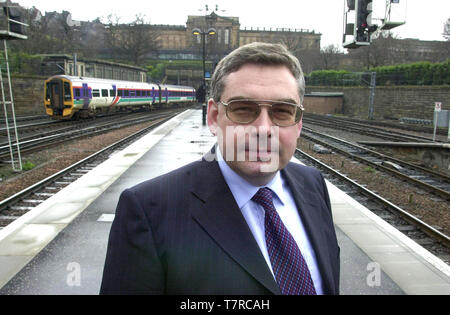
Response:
[207,63,303,186]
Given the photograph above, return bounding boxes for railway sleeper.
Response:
[9,206,34,211]
[34,192,55,197]
[22,199,44,204]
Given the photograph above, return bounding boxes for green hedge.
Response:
[306,59,450,86]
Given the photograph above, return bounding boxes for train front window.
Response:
[64,82,71,101]
[45,82,50,101]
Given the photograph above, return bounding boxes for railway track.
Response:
[0,110,181,162]
[294,149,450,264]
[301,127,450,200]
[303,114,439,143]
[305,113,448,137]
[0,111,179,229]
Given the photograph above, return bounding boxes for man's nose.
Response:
[253,107,273,128]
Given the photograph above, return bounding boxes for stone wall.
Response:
[305,85,450,120]
[303,94,343,115]
[1,75,46,116]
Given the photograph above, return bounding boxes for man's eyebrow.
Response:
[225,96,299,104]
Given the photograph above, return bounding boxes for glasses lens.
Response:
[227,100,260,123]
[270,103,298,126]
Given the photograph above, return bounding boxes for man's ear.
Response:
[207,99,219,135]
[296,119,303,138]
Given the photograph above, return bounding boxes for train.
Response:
[44,75,197,119]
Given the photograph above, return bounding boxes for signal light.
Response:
[356,0,376,43]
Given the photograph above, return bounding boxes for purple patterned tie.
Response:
[252,188,317,295]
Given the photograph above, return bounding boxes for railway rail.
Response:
[294,149,450,264]
[305,113,448,137]
[0,111,179,229]
[303,114,440,143]
[0,110,182,161]
[301,127,450,200]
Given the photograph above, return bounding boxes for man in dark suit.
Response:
[100,43,340,295]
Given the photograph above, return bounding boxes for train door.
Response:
[82,83,90,109]
[157,85,162,105]
[110,85,119,106]
[49,80,63,114]
[152,87,156,104]
[165,88,169,104]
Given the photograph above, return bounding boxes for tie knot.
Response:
[251,188,274,210]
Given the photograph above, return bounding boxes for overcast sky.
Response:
[17,0,450,48]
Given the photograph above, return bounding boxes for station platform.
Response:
[0,108,449,295]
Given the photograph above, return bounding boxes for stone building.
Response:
[154,12,321,85]
[153,12,321,61]
[40,54,148,82]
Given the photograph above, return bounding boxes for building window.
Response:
[224,28,230,45]
[218,28,222,44]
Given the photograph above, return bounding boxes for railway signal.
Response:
[0,2,28,172]
[356,0,377,42]
[343,0,406,49]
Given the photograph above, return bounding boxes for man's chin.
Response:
[231,159,280,177]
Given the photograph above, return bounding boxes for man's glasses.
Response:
[219,99,304,127]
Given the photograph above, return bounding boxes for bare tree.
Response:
[320,44,343,70]
[106,14,160,65]
[444,17,450,41]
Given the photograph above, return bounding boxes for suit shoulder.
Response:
[286,161,323,178]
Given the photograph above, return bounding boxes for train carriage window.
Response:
[124,90,129,97]
[136,90,141,97]
[110,89,115,97]
[74,88,81,98]
[102,89,108,97]
[93,89,100,97]
[64,82,72,101]
[118,90,123,97]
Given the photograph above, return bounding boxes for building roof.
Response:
[39,54,146,71]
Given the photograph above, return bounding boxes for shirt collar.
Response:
[216,145,286,209]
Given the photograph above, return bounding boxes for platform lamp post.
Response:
[192,27,216,125]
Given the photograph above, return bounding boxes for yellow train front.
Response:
[44,75,197,119]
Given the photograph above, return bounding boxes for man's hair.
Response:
[210,42,305,104]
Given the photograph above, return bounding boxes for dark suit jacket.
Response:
[100,151,340,295]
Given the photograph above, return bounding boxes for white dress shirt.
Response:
[216,146,323,294]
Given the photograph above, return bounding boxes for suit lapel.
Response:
[189,154,280,295]
[282,163,335,294]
